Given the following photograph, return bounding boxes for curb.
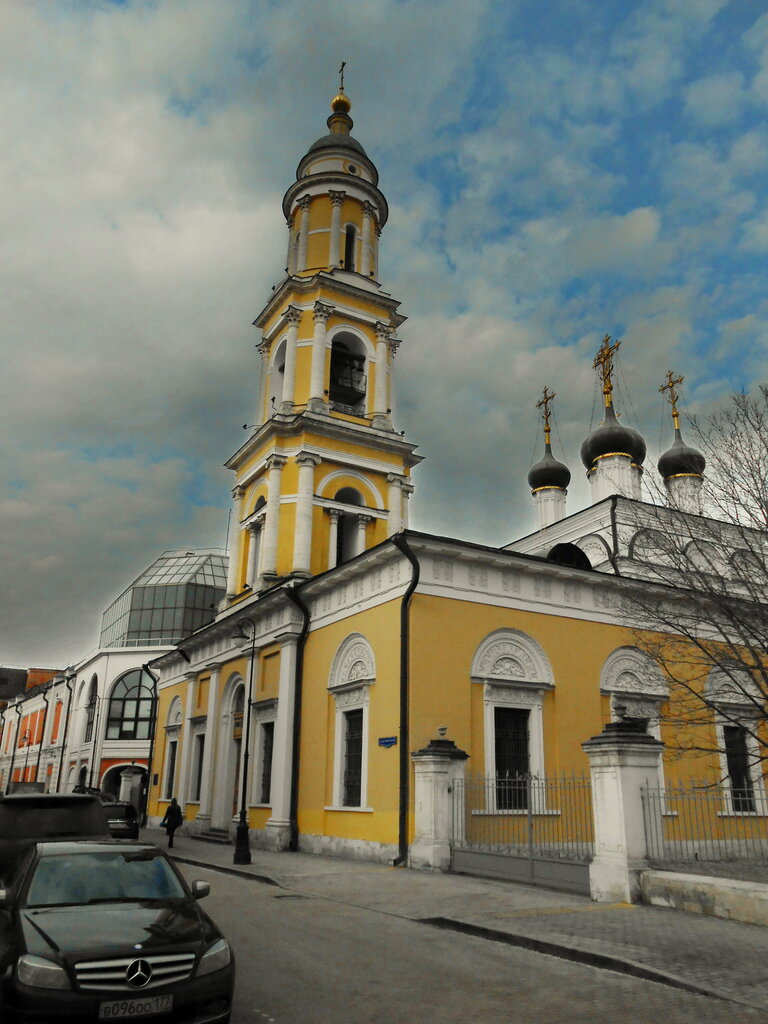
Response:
[420,917,761,1010]
[170,853,282,888]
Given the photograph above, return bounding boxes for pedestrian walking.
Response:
[160,797,183,848]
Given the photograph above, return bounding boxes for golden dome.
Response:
[331,92,351,113]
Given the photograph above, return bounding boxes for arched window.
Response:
[546,543,592,570]
[268,339,286,414]
[328,634,376,808]
[291,232,300,274]
[334,487,364,566]
[329,333,366,413]
[343,225,357,271]
[106,669,155,740]
[83,676,98,743]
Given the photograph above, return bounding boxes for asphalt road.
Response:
[182,866,768,1024]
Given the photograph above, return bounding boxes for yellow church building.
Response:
[145,85,766,884]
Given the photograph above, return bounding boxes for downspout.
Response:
[609,495,622,576]
[35,687,50,783]
[391,533,420,867]
[6,704,22,794]
[56,674,75,793]
[284,581,311,853]
[141,663,160,827]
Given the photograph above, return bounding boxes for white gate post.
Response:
[410,737,468,871]
[582,720,663,904]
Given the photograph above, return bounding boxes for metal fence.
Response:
[452,774,594,863]
[642,783,768,872]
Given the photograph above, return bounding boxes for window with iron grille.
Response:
[342,709,363,807]
[724,724,756,813]
[494,707,530,810]
[164,740,177,801]
[190,734,205,802]
[259,721,274,805]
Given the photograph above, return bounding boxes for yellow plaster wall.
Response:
[297,599,401,844]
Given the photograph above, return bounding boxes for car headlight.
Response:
[16,954,71,990]
[197,938,231,977]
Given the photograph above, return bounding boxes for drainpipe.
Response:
[284,581,311,853]
[35,687,50,784]
[391,533,420,867]
[141,663,160,827]
[6,704,22,794]
[56,673,75,793]
[609,495,622,576]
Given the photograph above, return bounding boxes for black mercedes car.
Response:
[0,840,234,1023]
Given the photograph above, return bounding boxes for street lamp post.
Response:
[232,617,257,865]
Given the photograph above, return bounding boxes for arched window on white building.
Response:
[328,634,376,809]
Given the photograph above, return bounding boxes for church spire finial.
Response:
[536,386,556,447]
[660,370,685,431]
[593,334,621,409]
[331,61,352,117]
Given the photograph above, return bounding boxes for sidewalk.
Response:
[144,827,768,1014]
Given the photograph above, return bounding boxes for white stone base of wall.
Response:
[298,832,398,865]
[641,869,768,927]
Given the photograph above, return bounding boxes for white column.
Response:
[373,226,381,279]
[266,635,300,851]
[280,306,301,412]
[296,196,310,272]
[373,322,392,428]
[401,482,414,529]
[255,340,269,426]
[293,453,320,576]
[355,514,373,556]
[360,201,374,277]
[225,486,246,598]
[582,721,664,903]
[259,456,287,581]
[329,191,345,266]
[327,509,341,569]
[387,474,404,536]
[246,523,262,589]
[309,301,333,409]
[196,666,221,830]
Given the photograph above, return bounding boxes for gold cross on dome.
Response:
[660,370,684,429]
[593,334,621,407]
[339,61,346,92]
[536,386,556,445]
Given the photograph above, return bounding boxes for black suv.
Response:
[0,794,110,883]
[104,802,140,840]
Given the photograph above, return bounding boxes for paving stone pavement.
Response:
[143,827,768,1014]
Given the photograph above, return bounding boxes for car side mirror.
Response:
[191,880,210,900]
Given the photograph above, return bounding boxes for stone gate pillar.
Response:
[582,720,663,904]
[410,737,468,872]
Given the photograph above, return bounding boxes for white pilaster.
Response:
[665,475,704,514]
[255,340,269,426]
[196,666,221,829]
[296,196,310,272]
[285,215,293,274]
[309,301,333,409]
[401,482,415,529]
[589,455,642,503]
[329,191,345,267]
[372,322,392,428]
[410,738,469,871]
[361,201,374,277]
[225,487,246,598]
[532,487,567,529]
[327,509,341,569]
[260,455,287,582]
[246,523,262,589]
[266,635,299,851]
[387,474,404,536]
[280,306,302,412]
[292,453,321,576]
[176,673,196,810]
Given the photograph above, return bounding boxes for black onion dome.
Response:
[307,132,368,157]
[658,428,706,479]
[528,443,571,491]
[580,403,647,470]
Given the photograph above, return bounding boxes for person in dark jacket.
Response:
[160,797,183,848]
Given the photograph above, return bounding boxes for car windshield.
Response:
[25,851,186,907]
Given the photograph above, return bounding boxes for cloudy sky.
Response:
[2,0,767,667]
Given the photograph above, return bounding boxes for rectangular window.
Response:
[191,734,205,802]
[259,722,274,805]
[494,707,530,810]
[165,740,178,800]
[724,724,756,813]
[342,709,364,807]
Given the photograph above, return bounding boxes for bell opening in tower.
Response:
[329,336,367,414]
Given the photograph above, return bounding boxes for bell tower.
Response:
[223,81,421,602]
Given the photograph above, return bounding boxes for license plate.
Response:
[98,994,173,1019]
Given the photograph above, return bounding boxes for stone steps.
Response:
[191,828,232,845]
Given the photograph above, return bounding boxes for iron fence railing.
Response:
[642,783,768,869]
[452,774,594,863]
